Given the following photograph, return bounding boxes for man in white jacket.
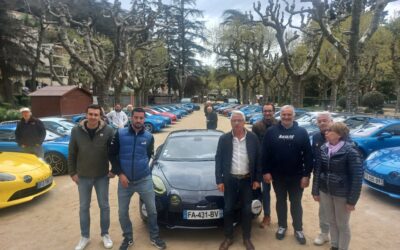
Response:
[106,104,128,129]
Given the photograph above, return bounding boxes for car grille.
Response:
[8,183,52,201]
[365,180,400,195]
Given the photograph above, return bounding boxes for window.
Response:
[0,130,15,141]
[380,124,400,136]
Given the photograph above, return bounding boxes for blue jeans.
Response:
[78,175,110,238]
[262,181,271,216]
[118,175,159,240]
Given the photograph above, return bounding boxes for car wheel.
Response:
[144,123,154,133]
[139,199,148,222]
[44,152,67,176]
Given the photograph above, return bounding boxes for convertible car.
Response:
[140,129,262,229]
[363,146,400,199]
[0,152,55,208]
[0,124,69,176]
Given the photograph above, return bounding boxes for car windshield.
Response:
[160,135,219,161]
[58,120,75,129]
[351,123,384,137]
[44,129,62,141]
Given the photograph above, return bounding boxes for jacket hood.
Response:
[78,119,108,134]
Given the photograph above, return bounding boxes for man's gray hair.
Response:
[280,105,296,116]
[317,111,332,120]
[230,110,246,120]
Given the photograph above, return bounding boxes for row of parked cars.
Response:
[0,103,200,209]
[214,103,400,200]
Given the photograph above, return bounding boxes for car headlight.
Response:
[389,171,400,180]
[152,175,166,195]
[0,173,16,182]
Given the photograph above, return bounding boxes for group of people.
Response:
[68,104,166,250]
[215,103,363,250]
[14,102,363,250]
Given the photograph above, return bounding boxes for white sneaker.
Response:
[314,233,329,245]
[102,234,113,249]
[75,237,90,250]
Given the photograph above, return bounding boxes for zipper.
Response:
[131,132,137,181]
[326,150,330,193]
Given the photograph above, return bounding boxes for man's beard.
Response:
[133,122,143,129]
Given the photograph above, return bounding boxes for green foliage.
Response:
[0,107,20,122]
[361,91,385,111]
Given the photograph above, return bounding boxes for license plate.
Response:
[37,176,53,189]
[364,172,384,186]
[183,209,223,220]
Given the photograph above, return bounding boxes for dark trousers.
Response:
[272,175,303,231]
[262,181,271,216]
[223,176,252,239]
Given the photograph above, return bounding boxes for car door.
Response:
[0,129,21,152]
[373,124,400,151]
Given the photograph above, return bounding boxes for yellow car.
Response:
[0,152,55,209]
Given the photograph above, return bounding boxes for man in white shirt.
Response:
[106,104,128,129]
[215,110,262,250]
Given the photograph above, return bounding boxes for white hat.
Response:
[19,107,31,113]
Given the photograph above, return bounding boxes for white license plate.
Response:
[37,176,53,189]
[183,209,223,220]
[364,172,384,186]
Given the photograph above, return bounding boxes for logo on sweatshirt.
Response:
[141,141,147,145]
[278,134,295,140]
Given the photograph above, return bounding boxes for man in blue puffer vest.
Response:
[109,107,166,250]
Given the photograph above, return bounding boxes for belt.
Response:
[231,173,250,179]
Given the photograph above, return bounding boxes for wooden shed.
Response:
[29,86,92,117]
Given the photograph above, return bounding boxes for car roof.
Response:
[0,124,17,130]
[167,129,224,138]
[368,118,400,125]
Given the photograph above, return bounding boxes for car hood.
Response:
[157,160,217,191]
[365,147,400,172]
[0,152,45,173]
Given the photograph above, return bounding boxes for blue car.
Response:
[0,124,70,176]
[363,146,400,199]
[146,112,171,125]
[141,116,164,133]
[351,119,400,158]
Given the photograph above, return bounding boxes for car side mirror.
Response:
[378,132,392,140]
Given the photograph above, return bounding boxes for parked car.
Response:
[351,119,400,158]
[180,98,192,103]
[140,129,262,228]
[40,117,76,135]
[363,146,400,199]
[144,107,177,122]
[0,152,55,208]
[0,124,69,175]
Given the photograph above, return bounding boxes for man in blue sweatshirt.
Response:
[262,105,313,245]
[109,107,166,250]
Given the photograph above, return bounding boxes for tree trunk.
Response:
[396,79,400,113]
[345,0,362,113]
[330,81,338,111]
[96,80,111,109]
[291,76,302,107]
[0,66,14,105]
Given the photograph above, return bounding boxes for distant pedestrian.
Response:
[107,104,128,129]
[252,103,277,228]
[312,122,363,250]
[204,100,212,116]
[68,104,115,250]
[206,106,218,129]
[109,107,166,250]
[15,107,46,158]
[125,104,134,119]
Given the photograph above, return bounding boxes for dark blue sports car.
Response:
[140,129,262,228]
[363,146,400,199]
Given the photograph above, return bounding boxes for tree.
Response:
[45,0,159,108]
[388,14,400,112]
[161,0,207,99]
[254,0,324,107]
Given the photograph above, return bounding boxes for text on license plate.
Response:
[183,209,223,220]
[37,176,53,189]
[364,172,384,186]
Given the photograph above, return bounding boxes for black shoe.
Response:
[295,231,307,245]
[119,238,133,250]
[276,227,287,240]
[151,237,166,250]
[331,247,339,250]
